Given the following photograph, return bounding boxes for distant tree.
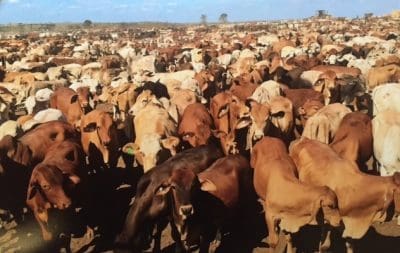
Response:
[83,19,92,27]
[219,13,228,23]
[200,14,207,26]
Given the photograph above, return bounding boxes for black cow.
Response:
[114,144,223,252]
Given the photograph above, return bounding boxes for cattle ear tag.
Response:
[200,179,217,192]
[123,143,139,156]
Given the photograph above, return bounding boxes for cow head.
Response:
[27,164,77,210]
[164,168,198,240]
[298,99,324,126]
[128,90,161,116]
[314,70,337,105]
[269,96,294,134]
[123,134,180,172]
[82,111,116,164]
[247,100,271,141]
[194,70,215,92]
[26,164,79,241]
[76,86,93,111]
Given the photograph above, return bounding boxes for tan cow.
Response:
[302,103,351,144]
[50,87,84,127]
[251,137,341,251]
[123,101,179,172]
[289,138,400,250]
[210,92,251,154]
[367,64,400,91]
[80,109,119,168]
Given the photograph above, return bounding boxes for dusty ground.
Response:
[1,157,400,253]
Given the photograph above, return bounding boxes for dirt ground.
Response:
[1,157,400,253]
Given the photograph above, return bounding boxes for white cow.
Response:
[372,110,400,176]
[372,83,400,116]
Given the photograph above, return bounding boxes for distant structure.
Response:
[315,10,331,19]
[364,13,374,19]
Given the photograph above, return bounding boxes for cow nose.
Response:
[180,205,194,216]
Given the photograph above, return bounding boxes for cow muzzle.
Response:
[54,199,71,210]
[179,204,194,217]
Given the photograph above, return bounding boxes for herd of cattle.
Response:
[0,15,400,253]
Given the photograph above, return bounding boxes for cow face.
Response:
[298,99,324,126]
[76,86,93,111]
[194,70,214,92]
[82,112,116,164]
[165,168,198,238]
[128,90,161,116]
[229,95,251,130]
[27,164,74,210]
[247,100,271,141]
[269,96,293,134]
[123,135,180,172]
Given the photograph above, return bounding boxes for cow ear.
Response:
[298,107,306,115]
[218,104,229,118]
[69,174,80,185]
[212,129,227,139]
[200,179,217,192]
[161,136,180,156]
[82,122,97,132]
[122,143,140,156]
[28,184,39,200]
[70,94,79,104]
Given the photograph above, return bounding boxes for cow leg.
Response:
[34,210,53,241]
[284,232,296,253]
[319,227,331,252]
[265,210,279,248]
[152,220,167,253]
[345,240,354,253]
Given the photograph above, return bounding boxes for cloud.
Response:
[7,0,20,3]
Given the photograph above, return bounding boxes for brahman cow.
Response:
[124,95,179,172]
[372,110,400,176]
[302,103,351,144]
[50,87,84,127]
[289,138,400,252]
[330,112,373,171]
[251,137,341,251]
[26,140,86,241]
[114,145,223,252]
[80,109,119,169]
[178,103,213,148]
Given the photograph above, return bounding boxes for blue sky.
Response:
[0,0,399,24]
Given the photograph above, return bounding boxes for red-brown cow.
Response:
[178,103,213,148]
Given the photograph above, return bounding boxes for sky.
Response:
[0,0,399,24]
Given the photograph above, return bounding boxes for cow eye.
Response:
[156,184,170,195]
[42,185,51,191]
